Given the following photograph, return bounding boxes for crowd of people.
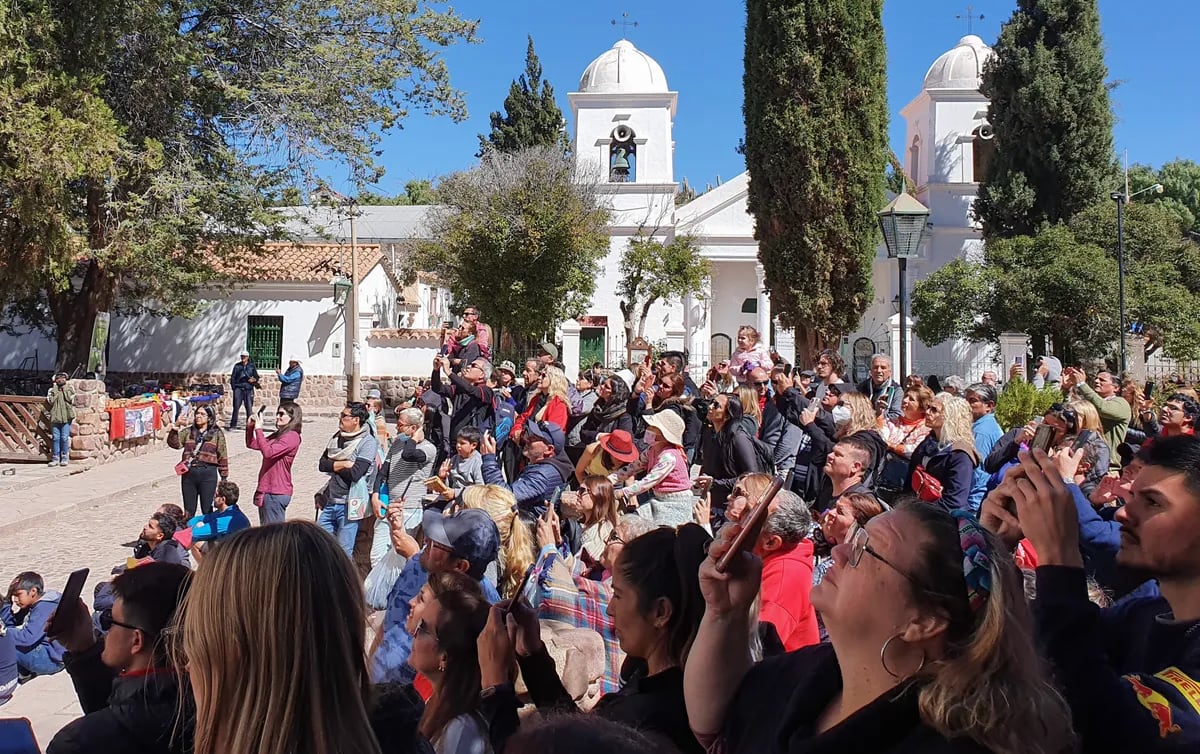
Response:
[3,308,1199,754]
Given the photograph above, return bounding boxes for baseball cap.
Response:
[539,341,559,360]
[239,349,250,357]
[828,382,855,396]
[288,354,302,363]
[525,420,566,453]
[799,369,816,379]
[497,360,517,376]
[365,388,382,400]
[421,509,500,580]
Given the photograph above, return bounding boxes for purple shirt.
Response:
[246,426,301,495]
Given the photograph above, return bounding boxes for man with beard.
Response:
[983,438,1200,752]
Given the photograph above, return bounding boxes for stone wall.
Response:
[67,379,171,466]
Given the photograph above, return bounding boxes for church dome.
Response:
[923,35,993,91]
[578,39,669,94]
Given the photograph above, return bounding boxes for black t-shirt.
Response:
[721,643,991,754]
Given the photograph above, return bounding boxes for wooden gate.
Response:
[0,396,51,462]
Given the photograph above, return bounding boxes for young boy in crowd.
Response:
[1,572,65,680]
[440,426,485,492]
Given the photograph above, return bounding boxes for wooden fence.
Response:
[0,395,51,462]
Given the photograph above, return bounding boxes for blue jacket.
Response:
[230,361,259,390]
[968,413,1004,512]
[2,591,66,665]
[278,365,303,400]
[371,556,500,685]
[188,504,251,543]
[1035,566,1200,752]
[908,436,978,513]
[480,451,574,516]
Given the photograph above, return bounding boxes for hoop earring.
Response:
[880,632,926,680]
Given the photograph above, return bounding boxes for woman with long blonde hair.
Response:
[736,385,762,434]
[461,484,537,600]
[513,365,570,441]
[836,392,879,439]
[174,521,382,754]
[907,393,980,512]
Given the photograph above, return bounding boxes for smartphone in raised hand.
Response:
[715,476,786,574]
[45,567,88,637]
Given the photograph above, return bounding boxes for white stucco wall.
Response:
[570,92,677,186]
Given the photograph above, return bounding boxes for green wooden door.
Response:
[580,328,606,370]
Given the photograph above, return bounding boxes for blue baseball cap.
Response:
[524,420,566,454]
[421,508,499,580]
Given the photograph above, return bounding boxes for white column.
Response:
[686,279,712,371]
[755,263,771,342]
[889,314,913,379]
[560,319,582,379]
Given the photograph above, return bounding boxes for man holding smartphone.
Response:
[855,354,902,421]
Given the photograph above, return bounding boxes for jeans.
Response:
[229,387,253,428]
[51,422,71,463]
[317,502,358,557]
[259,493,291,525]
[16,644,63,677]
[181,464,219,517]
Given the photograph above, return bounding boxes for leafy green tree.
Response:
[976,0,1114,239]
[1128,160,1200,234]
[0,0,477,370]
[913,202,1200,362]
[412,145,611,343]
[479,36,567,155]
[616,231,710,346]
[743,0,889,360]
[357,179,440,206]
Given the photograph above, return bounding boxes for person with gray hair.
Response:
[369,405,436,566]
[430,351,496,461]
[943,374,967,396]
[754,489,820,651]
[855,354,902,421]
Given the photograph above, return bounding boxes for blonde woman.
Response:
[174,521,383,754]
[1066,399,1112,495]
[908,393,980,512]
[836,392,879,439]
[512,365,570,441]
[737,385,762,435]
[460,484,536,601]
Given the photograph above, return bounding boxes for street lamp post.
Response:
[312,187,361,402]
[1111,182,1163,374]
[877,193,931,382]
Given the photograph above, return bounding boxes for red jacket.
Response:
[514,394,570,436]
[760,539,820,651]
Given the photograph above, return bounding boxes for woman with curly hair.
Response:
[908,393,980,512]
[513,365,570,443]
[460,484,537,601]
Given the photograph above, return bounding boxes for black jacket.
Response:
[1035,566,1200,753]
[515,645,702,754]
[230,361,259,390]
[576,404,634,446]
[697,425,759,509]
[431,369,494,454]
[720,642,991,754]
[48,642,191,754]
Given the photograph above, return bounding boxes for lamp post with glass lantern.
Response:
[313,187,360,401]
[1111,182,1163,373]
[877,193,931,382]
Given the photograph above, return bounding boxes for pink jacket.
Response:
[246,426,301,497]
[730,343,772,378]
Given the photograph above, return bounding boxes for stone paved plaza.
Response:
[0,416,338,745]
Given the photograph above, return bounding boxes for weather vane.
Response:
[957,4,984,35]
[612,12,638,37]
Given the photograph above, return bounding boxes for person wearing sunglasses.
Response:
[246,402,303,525]
[687,502,1075,754]
[47,562,193,754]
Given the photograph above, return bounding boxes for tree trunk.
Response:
[637,299,654,341]
[791,323,828,370]
[47,262,118,373]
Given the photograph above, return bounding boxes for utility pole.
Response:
[348,206,360,402]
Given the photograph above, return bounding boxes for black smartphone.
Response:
[1144,381,1155,400]
[509,562,536,608]
[1030,424,1056,453]
[715,476,786,574]
[45,567,89,637]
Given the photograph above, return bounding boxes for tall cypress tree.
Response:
[975,0,1114,239]
[479,36,566,155]
[743,0,888,357]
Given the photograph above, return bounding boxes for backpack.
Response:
[491,394,516,444]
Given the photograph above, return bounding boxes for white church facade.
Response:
[0,35,1005,388]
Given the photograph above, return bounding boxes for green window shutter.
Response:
[246,316,283,370]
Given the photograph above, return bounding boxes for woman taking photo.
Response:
[246,403,303,525]
[576,375,635,447]
[697,393,760,520]
[613,411,694,527]
[561,475,620,574]
[409,587,493,753]
[575,429,641,484]
[480,525,712,754]
[168,404,229,517]
[686,503,1075,754]
[908,393,980,513]
[174,521,385,754]
[513,365,570,442]
[877,386,934,495]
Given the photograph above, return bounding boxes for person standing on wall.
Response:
[277,355,304,404]
[46,372,75,467]
[228,349,259,430]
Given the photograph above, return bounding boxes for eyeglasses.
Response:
[99,609,146,635]
[753,380,770,387]
[427,539,459,558]
[605,529,624,546]
[463,311,479,317]
[847,525,921,588]
[339,412,354,419]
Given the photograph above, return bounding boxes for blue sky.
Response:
[346,0,1197,196]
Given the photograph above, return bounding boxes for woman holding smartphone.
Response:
[246,403,303,525]
[168,404,229,517]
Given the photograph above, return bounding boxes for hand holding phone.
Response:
[1030,423,1056,453]
[715,476,786,573]
[45,568,89,638]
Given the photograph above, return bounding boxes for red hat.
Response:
[598,429,640,464]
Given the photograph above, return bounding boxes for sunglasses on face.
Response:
[99,608,145,635]
[753,380,770,387]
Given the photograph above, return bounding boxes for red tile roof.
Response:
[225,243,383,283]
